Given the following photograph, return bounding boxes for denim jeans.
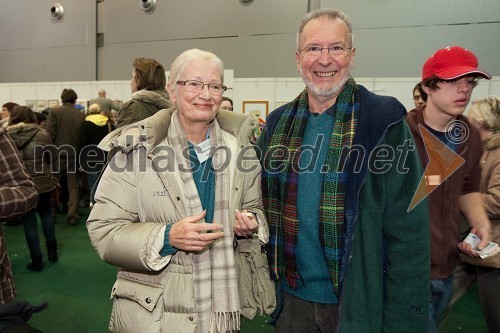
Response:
[22,192,56,258]
[86,171,101,205]
[428,275,454,333]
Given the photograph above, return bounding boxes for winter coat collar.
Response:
[6,122,40,149]
[131,89,171,110]
[85,114,109,126]
[485,132,500,150]
[99,108,257,153]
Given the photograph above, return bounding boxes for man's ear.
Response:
[295,51,302,73]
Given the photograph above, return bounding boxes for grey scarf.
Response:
[167,110,240,333]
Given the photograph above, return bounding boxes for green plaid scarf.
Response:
[263,77,359,293]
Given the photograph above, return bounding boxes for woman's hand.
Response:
[234,209,258,237]
[169,210,224,252]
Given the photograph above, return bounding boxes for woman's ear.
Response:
[166,82,176,103]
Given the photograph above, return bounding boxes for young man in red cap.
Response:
[406,46,492,332]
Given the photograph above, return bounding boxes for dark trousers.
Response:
[59,169,80,221]
[276,292,338,333]
[22,192,56,258]
[477,267,500,333]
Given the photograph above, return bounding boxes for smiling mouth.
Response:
[315,71,336,77]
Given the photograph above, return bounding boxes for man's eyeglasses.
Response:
[299,45,352,59]
[176,80,227,96]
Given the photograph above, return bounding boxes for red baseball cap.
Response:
[422,46,491,81]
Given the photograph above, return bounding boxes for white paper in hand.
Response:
[463,233,500,259]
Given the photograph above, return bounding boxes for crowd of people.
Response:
[0,7,498,333]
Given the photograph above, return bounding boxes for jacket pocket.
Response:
[111,277,163,311]
[108,277,164,333]
[236,238,276,319]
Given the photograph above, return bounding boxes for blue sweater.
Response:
[282,109,338,303]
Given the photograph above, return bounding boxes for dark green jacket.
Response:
[259,85,430,332]
[116,89,171,128]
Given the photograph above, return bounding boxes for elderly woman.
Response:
[87,49,268,333]
[116,57,171,127]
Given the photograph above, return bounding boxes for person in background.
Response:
[1,103,19,128]
[412,82,427,109]
[40,108,60,223]
[0,127,38,302]
[406,46,492,333]
[35,111,47,129]
[75,104,85,113]
[257,8,430,332]
[462,96,500,333]
[6,106,59,271]
[45,88,85,225]
[89,89,121,124]
[79,103,113,209]
[87,48,268,333]
[116,57,171,127]
[220,96,234,111]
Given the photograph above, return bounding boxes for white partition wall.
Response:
[1,76,499,116]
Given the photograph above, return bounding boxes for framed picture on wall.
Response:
[36,100,47,111]
[48,100,59,108]
[76,100,88,113]
[242,100,269,118]
[26,100,36,110]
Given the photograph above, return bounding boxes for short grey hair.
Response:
[168,49,224,88]
[297,8,353,50]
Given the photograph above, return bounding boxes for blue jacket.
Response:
[258,85,430,332]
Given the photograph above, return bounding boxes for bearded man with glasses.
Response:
[257,8,430,332]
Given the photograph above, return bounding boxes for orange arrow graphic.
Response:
[408,124,465,211]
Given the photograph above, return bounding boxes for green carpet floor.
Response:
[2,209,488,332]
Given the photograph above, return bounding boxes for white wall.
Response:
[2,76,499,117]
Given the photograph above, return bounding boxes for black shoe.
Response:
[27,256,43,271]
[47,241,58,262]
[67,216,79,226]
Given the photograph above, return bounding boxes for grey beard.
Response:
[300,69,350,97]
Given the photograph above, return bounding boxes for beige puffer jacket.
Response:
[87,108,268,333]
